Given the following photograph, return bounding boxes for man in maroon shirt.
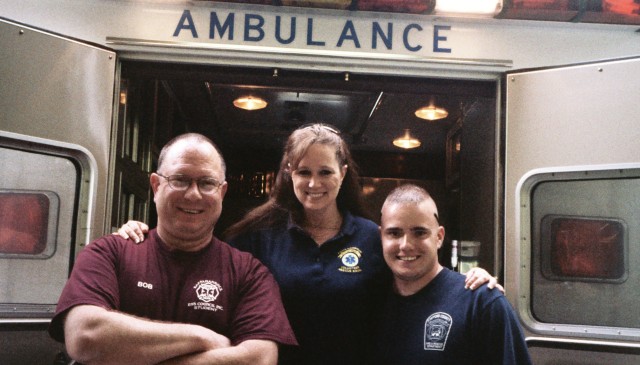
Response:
[49,133,297,365]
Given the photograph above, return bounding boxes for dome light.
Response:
[393,129,421,149]
[415,105,448,121]
[233,96,268,111]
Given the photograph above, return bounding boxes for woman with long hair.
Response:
[224,123,384,364]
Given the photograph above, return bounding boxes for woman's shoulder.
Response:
[227,220,289,246]
[345,212,379,232]
[344,209,374,222]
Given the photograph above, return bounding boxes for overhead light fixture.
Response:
[233,96,268,111]
[393,129,421,149]
[434,0,503,17]
[415,104,448,121]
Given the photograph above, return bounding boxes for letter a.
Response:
[173,9,199,38]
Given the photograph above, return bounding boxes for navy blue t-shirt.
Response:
[230,211,391,365]
[375,268,532,365]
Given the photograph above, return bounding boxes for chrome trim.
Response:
[106,37,510,80]
[515,163,640,342]
[527,336,640,349]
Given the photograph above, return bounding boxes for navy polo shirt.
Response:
[229,211,391,365]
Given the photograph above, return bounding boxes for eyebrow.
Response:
[382,225,434,232]
[383,226,430,231]
[295,165,336,171]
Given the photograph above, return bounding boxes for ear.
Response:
[219,181,228,199]
[150,173,161,195]
[436,226,445,249]
[341,164,348,179]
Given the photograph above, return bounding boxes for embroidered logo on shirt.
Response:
[195,280,221,302]
[338,247,362,273]
[187,280,224,312]
[424,312,452,351]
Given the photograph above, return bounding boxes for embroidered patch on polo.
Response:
[338,247,362,273]
[424,312,452,351]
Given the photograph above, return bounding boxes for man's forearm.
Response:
[64,305,230,365]
[157,339,278,365]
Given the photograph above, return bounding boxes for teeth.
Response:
[399,256,417,261]
[181,209,200,214]
[308,193,324,198]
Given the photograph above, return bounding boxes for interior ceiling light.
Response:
[233,96,268,111]
[415,104,449,121]
[393,129,421,149]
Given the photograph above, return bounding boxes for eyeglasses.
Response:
[157,174,224,194]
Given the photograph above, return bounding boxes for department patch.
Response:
[187,280,224,312]
[337,247,362,273]
[423,312,452,351]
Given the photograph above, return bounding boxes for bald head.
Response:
[157,133,226,178]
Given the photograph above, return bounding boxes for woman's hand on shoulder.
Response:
[112,220,149,243]
[464,267,505,293]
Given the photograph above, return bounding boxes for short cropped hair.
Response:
[382,184,439,224]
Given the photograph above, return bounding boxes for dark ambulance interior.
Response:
[115,61,498,270]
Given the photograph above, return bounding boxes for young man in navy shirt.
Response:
[375,184,532,365]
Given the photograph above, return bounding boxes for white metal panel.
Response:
[0,17,116,365]
[505,57,640,349]
[0,18,116,241]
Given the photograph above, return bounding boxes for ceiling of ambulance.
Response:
[127,62,496,162]
[122,62,497,179]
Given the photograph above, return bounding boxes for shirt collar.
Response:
[287,210,357,237]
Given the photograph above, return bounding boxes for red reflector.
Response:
[603,0,640,15]
[214,0,274,3]
[0,193,50,255]
[550,218,625,279]
[511,0,571,10]
[280,0,352,9]
[356,0,435,14]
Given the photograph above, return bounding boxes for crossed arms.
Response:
[64,305,277,365]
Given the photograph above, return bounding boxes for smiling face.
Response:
[151,138,227,251]
[380,199,444,296]
[291,143,347,216]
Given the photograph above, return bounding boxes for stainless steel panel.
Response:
[523,168,640,333]
[505,56,640,348]
[0,18,116,241]
[528,337,640,365]
[0,18,116,364]
[0,148,75,308]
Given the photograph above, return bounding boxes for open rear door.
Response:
[0,18,115,364]
[505,57,640,363]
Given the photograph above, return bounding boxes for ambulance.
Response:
[1,0,640,363]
